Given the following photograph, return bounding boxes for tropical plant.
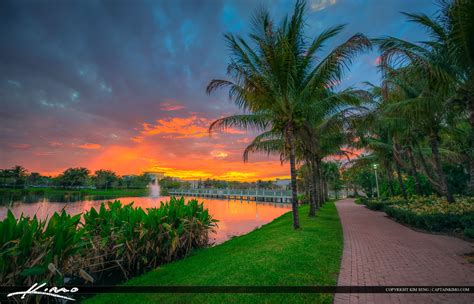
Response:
[0,197,217,286]
[7,165,28,188]
[207,0,370,227]
[372,0,474,200]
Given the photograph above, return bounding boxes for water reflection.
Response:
[0,193,125,205]
[0,196,291,244]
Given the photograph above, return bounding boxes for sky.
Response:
[0,0,437,181]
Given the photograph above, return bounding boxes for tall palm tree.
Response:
[242,107,357,217]
[10,165,27,189]
[375,0,474,198]
[207,1,370,228]
[444,0,474,191]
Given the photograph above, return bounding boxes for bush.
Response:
[464,228,474,239]
[360,196,407,211]
[0,197,217,286]
[383,196,474,235]
[365,199,387,211]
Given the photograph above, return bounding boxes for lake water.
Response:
[0,196,291,244]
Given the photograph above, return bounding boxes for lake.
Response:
[0,196,292,244]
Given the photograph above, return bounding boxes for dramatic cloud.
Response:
[0,0,437,179]
[78,143,102,150]
[211,150,229,158]
[137,116,211,139]
[160,100,186,111]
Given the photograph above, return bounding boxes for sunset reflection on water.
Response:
[0,196,291,244]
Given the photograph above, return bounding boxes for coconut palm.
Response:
[375,0,474,199]
[10,165,28,189]
[443,0,474,191]
[207,1,370,228]
[242,106,358,217]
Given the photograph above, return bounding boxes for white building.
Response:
[274,178,291,189]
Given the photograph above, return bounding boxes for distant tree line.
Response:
[0,165,152,189]
[159,177,288,195]
[1,165,290,192]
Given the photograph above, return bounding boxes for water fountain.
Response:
[149,177,161,198]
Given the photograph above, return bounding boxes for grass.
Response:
[85,202,343,304]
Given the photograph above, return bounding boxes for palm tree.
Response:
[207,1,370,228]
[10,165,28,189]
[375,47,454,201]
[374,0,474,199]
[443,1,474,192]
[301,107,361,213]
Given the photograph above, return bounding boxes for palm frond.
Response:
[209,114,270,134]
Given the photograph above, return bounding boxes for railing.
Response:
[168,188,293,202]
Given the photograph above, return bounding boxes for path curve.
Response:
[334,199,474,304]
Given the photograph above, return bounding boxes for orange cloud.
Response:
[160,100,185,111]
[211,150,229,158]
[147,165,213,179]
[7,116,291,182]
[79,143,102,149]
[139,116,209,139]
[134,115,244,141]
[237,137,251,144]
[221,128,245,135]
[216,171,256,180]
[85,145,155,174]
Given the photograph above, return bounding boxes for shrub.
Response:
[383,196,474,234]
[365,199,387,211]
[360,196,407,211]
[0,197,217,286]
[0,210,85,286]
[464,228,474,239]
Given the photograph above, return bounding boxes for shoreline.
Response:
[0,187,149,202]
[85,202,343,304]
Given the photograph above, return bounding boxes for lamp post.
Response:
[372,163,380,198]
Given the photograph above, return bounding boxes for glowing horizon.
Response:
[0,0,435,182]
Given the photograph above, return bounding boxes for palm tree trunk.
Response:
[324,179,329,201]
[384,162,395,196]
[394,159,407,199]
[469,159,474,194]
[308,158,317,217]
[415,142,443,194]
[315,157,322,208]
[317,159,325,204]
[429,134,455,203]
[469,101,474,193]
[415,142,433,176]
[287,130,300,229]
[407,146,423,195]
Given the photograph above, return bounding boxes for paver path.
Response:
[334,199,474,304]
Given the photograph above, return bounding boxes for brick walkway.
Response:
[334,199,474,304]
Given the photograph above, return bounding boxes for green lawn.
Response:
[85,202,343,304]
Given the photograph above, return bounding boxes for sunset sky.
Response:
[0,0,436,181]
